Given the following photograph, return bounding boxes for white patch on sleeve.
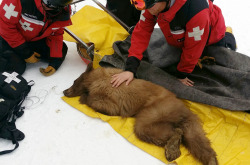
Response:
[140,10,146,22]
[188,26,204,41]
[3,3,18,19]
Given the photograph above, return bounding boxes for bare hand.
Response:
[111,71,134,88]
[178,77,194,86]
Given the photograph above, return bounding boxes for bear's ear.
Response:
[85,62,93,73]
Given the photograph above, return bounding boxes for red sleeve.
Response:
[128,10,156,60]
[208,3,226,45]
[0,0,26,48]
[46,28,64,58]
[177,9,210,73]
[46,5,72,58]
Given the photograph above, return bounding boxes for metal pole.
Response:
[70,0,86,5]
[64,27,94,60]
[91,0,131,32]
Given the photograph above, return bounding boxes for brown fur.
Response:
[64,63,218,165]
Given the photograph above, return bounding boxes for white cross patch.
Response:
[19,20,34,31]
[188,26,204,41]
[0,98,5,103]
[2,72,21,84]
[3,3,18,19]
[140,10,145,22]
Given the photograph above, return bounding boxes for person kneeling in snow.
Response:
[111,0,237,87]
[0,0,72,76]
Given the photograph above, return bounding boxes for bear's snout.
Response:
[63,88,73,97]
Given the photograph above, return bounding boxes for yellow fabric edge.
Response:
[62,96,250,165]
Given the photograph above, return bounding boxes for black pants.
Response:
[0,36,68,75]
[106,0,141,27]
[212,32,237,51]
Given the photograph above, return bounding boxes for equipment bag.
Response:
[0,71,33,155]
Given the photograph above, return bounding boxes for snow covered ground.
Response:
[0,0,249,165]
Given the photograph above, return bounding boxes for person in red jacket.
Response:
[0,0,72,76]
[111,0,236,86]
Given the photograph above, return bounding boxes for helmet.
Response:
[42,0,72,16]
[42,0,73,9]
[130,0,167,10]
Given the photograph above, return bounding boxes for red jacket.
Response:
[128,0,226,74]
[0,0,72,58]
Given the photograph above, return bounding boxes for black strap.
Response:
[0,123,20,155]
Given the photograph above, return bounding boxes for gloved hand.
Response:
[39,66,56,76]
[196,56,215,69]
[25,52,41,63]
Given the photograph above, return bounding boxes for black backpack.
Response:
[0,71,33,155]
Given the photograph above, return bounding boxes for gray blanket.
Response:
[99,29,250,111]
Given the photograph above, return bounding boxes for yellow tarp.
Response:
[62,96,250,165]
[63,5,129,68]
[63,5,250,164]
